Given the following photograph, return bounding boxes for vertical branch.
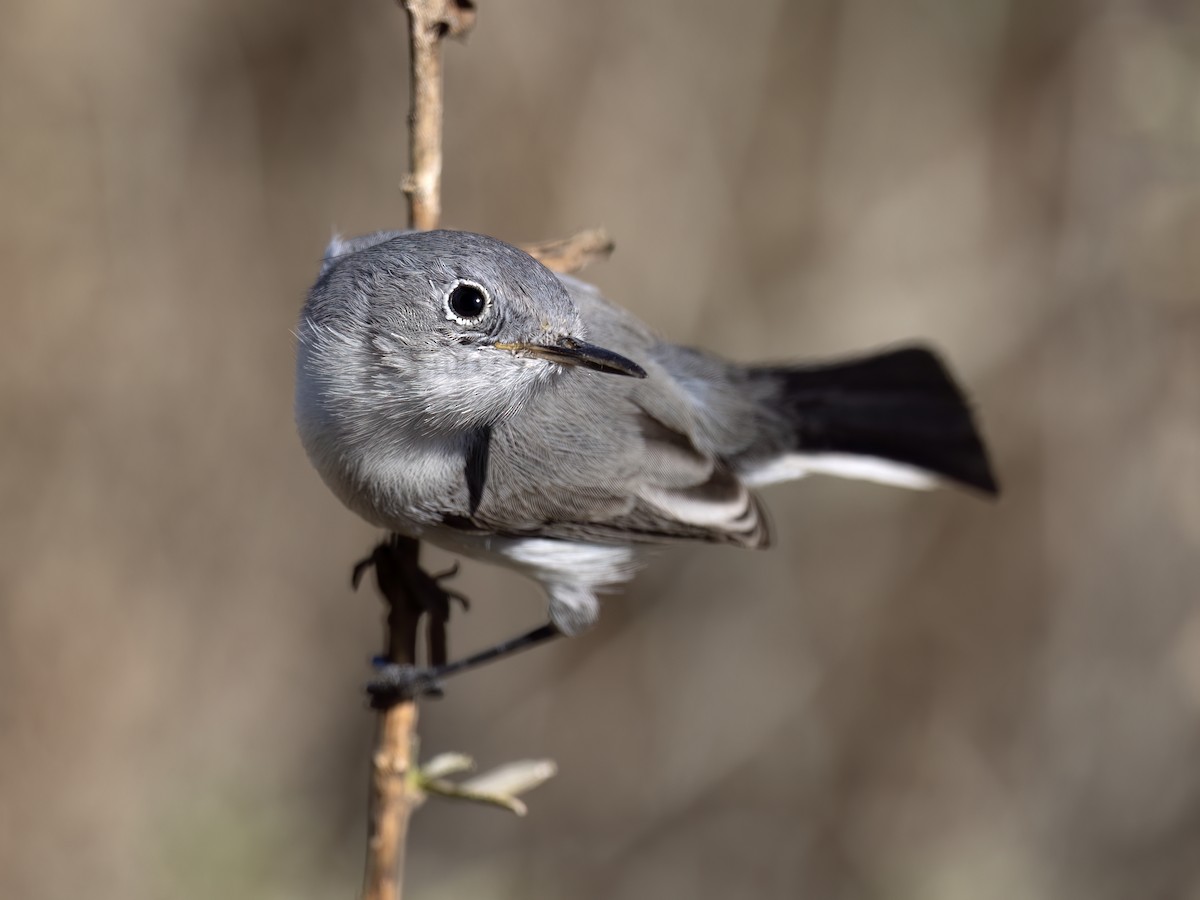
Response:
[362,538,426,900]
[401,0,477,231]
[365,701,419,900]
[360,540,427,900]
[363,4,475,900]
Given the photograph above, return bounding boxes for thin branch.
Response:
[364,4,475,899]
[361,537,430,900]
[523,228,615,275]
[365,700,421,900]
[401,0,476,231]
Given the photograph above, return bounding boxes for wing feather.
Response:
[462,375,767,547]
[442,273,768,546]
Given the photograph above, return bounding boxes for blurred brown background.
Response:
[4,0,1200,897]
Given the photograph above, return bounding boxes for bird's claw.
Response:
[351,554,376,590]
[430,562,460,581]
[430,563,470,610]
[352,547,469,610]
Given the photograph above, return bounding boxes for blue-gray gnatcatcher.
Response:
[296,230,997,693]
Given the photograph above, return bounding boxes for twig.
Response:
[400,0,476,231]
[523,228,615,275]
[358,545,557,900]
[363,3,563,895]
[364,3,475,900]
[360,536,439,900]
[365,699,420,900]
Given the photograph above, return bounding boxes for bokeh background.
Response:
[4,0,1200,897]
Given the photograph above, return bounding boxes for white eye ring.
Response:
[443,280,492,325]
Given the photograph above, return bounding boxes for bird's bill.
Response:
[494,337,647,378]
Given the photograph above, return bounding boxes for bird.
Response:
[295,229,997,692]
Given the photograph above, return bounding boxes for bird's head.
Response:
[296,229,644,440]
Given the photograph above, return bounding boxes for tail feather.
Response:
[749,346,999,495]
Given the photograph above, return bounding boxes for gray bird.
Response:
[296,230,997,690]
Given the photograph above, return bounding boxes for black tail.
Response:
[753,346,999,495]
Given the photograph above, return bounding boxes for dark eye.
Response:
[445,281,490,323]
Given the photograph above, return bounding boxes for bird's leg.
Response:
[367,623,562,705]
[352,535,562,705]
[352,535,470,697]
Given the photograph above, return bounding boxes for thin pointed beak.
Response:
[494,337,647,378]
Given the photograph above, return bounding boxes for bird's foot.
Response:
[352,535,472,682]
[352,544,470,621]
